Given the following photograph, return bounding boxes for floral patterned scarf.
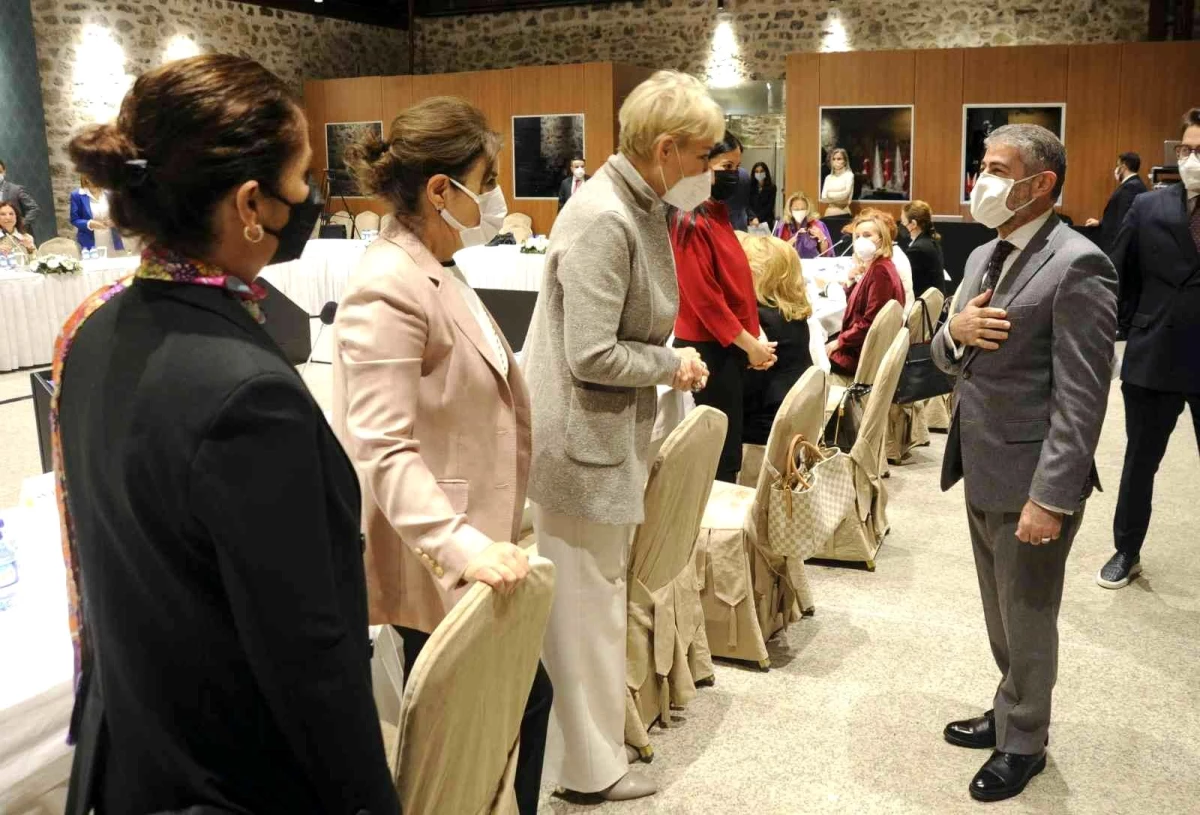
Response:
[50,247,267,740]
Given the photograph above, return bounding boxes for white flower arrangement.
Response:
[32,255,84,276]
[519,235,549,255]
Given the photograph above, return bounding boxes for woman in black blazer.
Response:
[748,161,778,231]
[741,235,814,444]
[55,56,399,815]
[901,200,946,296]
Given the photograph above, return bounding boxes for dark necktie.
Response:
[982,240,1017,294]
[1190,199,1200,253]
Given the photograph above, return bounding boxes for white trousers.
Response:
[534,503,635,793]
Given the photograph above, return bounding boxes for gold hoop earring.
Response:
[243,224,265,244]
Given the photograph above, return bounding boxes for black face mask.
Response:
[263,183,324,264]
[711,169,740,201]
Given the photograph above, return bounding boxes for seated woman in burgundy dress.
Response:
[826,210,904,377]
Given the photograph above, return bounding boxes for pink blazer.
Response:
[332,221,531,634]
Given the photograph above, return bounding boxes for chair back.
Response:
[396,557,555,814]
[853,299,902,386]
[37,238,81,259]
[355,210,381,233]
[629,406,726,593]
[909,287,944,343]
[851,330,910,472]
[501,212,533,243]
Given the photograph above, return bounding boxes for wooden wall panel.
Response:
[1117,41,1200,185]
[380,75,414,124]
[1064,44,1124,223]
[963,46,1069,104]
[304,76,385,216]
[818,50,915,107]
[786,53,821,210]
[912,48,964,216]
[611,64,656,150]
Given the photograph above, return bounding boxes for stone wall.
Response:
[28,0,408,237]
[728,114,785,148]
[415,0,1146,80]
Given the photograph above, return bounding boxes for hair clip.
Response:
[124,159,149,187]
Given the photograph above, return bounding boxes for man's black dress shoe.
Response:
[969,750,1047,802]
[944,709,996,749]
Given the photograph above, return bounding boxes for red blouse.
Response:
[670,201,760,346]
[829,257,904,374]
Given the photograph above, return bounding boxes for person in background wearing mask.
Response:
[901,200,947,296]
[0,201,36,258]
[821,147,854,216]
[1099,109,1200,591]
[333,96,550,814]
[722,136,753,231]
[747,161,777,231]
[671,130,778,483]
[932,124,1115,802]
[0,158,42,232]
[857,208,914,314]
[1085,151,1147,255]
[54,55,398,815]
[523,70,719,802]
[773,191,831,259]
[826,211,904,378]
[558,156,589,212]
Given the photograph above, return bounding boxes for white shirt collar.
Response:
[1002,208,1055,252]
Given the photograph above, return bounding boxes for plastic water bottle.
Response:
[0,519,16,612]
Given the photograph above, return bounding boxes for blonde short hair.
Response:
[618,70,725,162]
[849,210,894,260]
[744,235,813,322]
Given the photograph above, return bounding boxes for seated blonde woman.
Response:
[741,235,815,444]
[772,191,832,259]
[827,210,904,377]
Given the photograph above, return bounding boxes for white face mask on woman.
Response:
[970,172,1039,230]
[853,236,878,263]
[754,171,766,182]
[791,209,808,224]
[659,144,712,212]
[441,178,508,248]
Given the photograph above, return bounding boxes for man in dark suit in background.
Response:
[557,157,588,211]
[1098,109,1200,590]
[0,158,42,229]
[933,124,1116,802]
[1085,151,1148,253]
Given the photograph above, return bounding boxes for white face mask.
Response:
[441,178,507,248]
[659,144,712,212]
[853,236,878,262]
[754,172,766,182]
[791,209,808,224]
[1179,154,1200,192]
[572,166,586,180]
[970,171,1039,230]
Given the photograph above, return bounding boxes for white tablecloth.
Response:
[453,244,545,291]
[259,239,366,317]
[0,474,75,811]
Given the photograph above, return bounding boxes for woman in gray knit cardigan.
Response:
[522,70,724,802]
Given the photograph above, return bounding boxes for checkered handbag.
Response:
[766,434,857,561]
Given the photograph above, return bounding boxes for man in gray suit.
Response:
[0,159,41,229]
[932,125,1117,803]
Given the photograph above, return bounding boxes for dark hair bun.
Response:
[68,123,137,192]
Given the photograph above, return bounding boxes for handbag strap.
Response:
[782,434,812,490]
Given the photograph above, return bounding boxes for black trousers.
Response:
[1113,382,1200,556]
[395,625,552,815]
[674,338,747,482]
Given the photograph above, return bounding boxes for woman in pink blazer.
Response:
[331,97,550,814]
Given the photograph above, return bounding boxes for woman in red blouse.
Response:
[826,211,905,376]
[671,131,778,482]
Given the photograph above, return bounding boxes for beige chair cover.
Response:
[355,210,382,234]
[696,368,827,668]
[923,287,955,431]
[625,407,726,757]
[887,288,944,462]
[811,330,910,568]
[37,238,81,259]
[325,210,354,239]
[501,213,533,244]
[826,299,903,413]
[380,212,398,236]
[395,557,556,814]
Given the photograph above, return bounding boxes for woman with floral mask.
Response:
[773,191,832,259]
[523,70,722,802]
[334,96,550,814]
[826,211,905,377]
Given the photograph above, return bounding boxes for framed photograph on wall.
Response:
[962,105,1065,202]
[325,121,383,198]
[512,114,585,199]
[819,106,914,203]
